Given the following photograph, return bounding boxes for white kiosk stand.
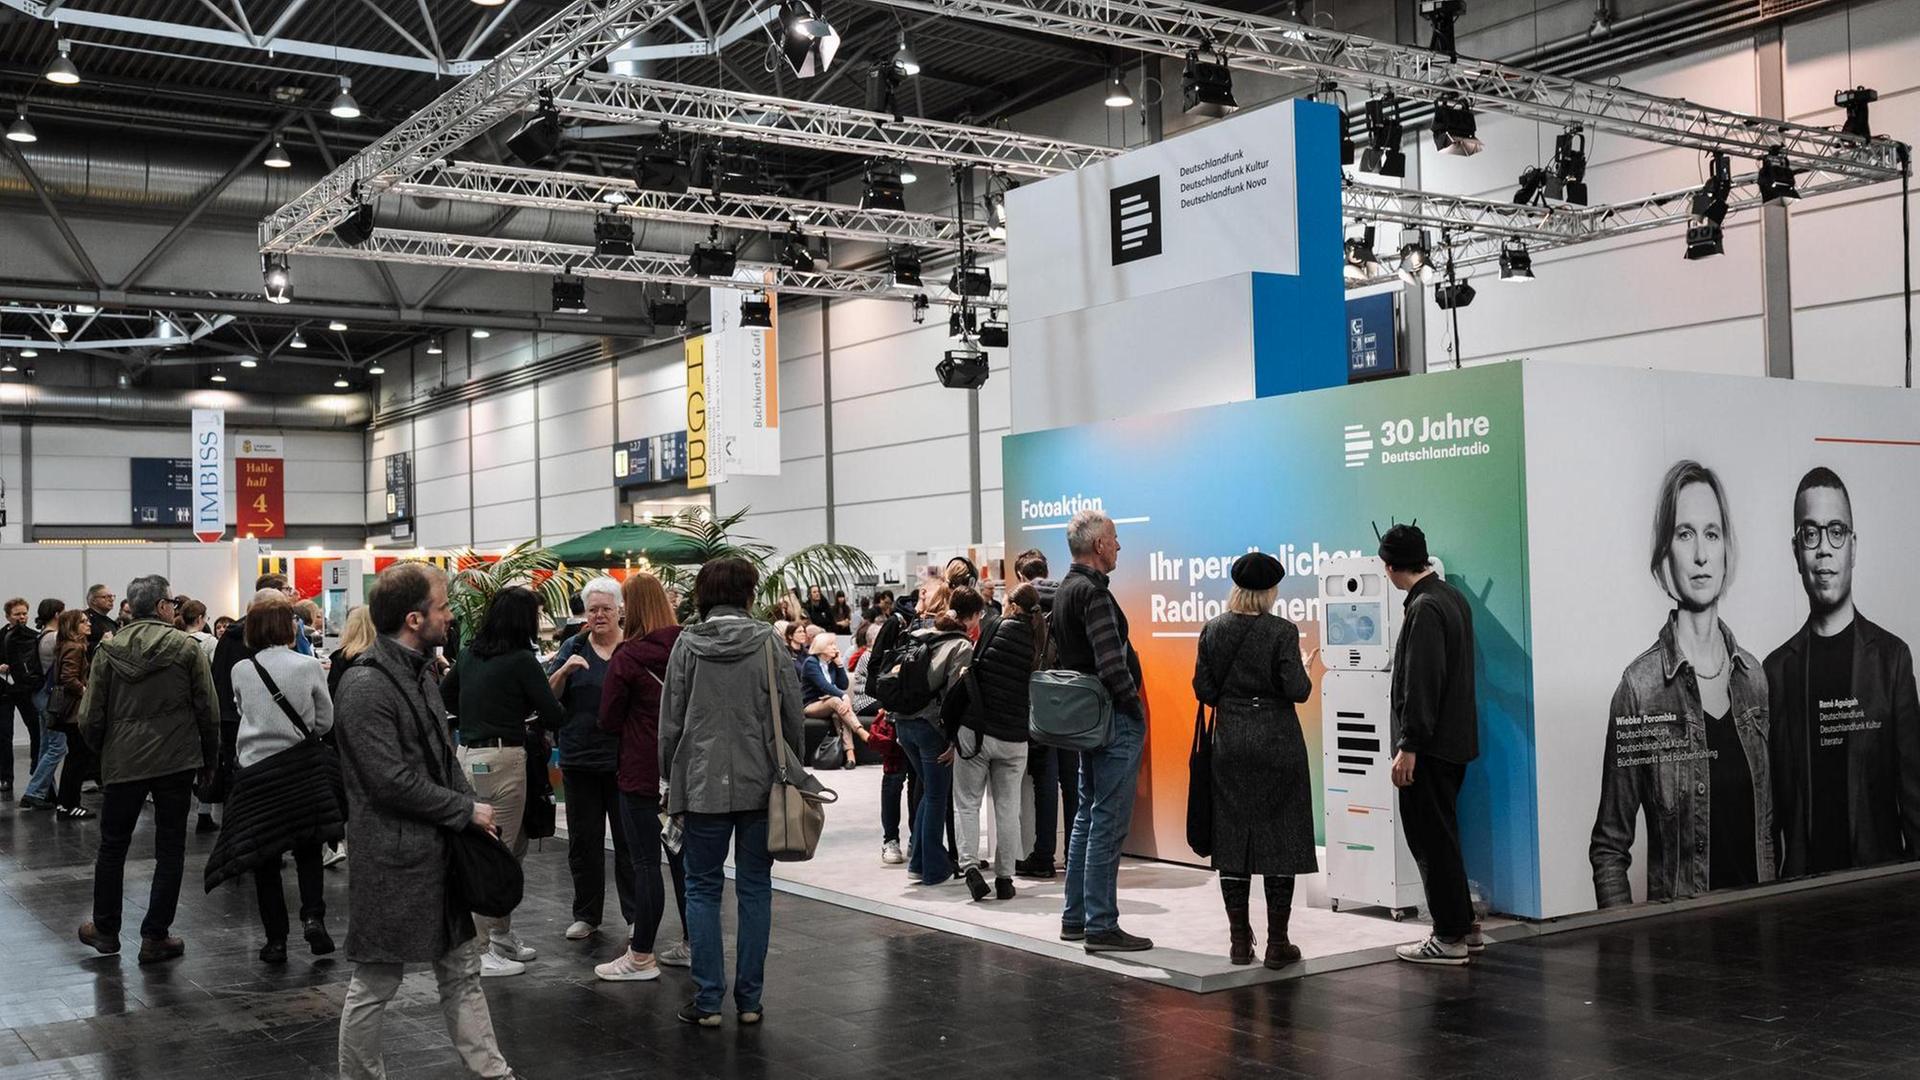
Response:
[1318,555,1439,920]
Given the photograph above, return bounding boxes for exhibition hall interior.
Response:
[1,0,1918,1076]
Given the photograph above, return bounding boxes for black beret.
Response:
[1231,552,1285,591]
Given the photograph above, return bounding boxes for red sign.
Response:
[238,457,285,539]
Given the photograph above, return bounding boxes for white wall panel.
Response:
[542,404,614,456]
[413,475,471,517]
[834,436,970,506]
[781,352,824,410]
[412,438,469,483]
[470,389,536,436]
[413,407,467,448]
[294,494,369,525]
[416,510,471,550]
[777,406,826,461]
[829,322,955,400]
[1793,297,1911,387]
[539,489,614,540]
[621,391,685,441]
[833,383,970,452]
[539,447,610,497]
[780,301,824,357]
[716,457,828,516]
[473,500,537,546]
[471,461,537,503]
[538,368,609,417]
[470,424,536,473]
[835,494,972,554]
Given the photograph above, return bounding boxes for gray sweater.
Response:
[230,645,334,768]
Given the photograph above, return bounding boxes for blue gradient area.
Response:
[1251,98,1347,399]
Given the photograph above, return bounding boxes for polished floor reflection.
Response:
[3,760,1917,1079]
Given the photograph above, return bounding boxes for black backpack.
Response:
[864,612,909,697]
[872,630,960,716]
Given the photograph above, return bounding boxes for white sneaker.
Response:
[491,931,537,962]
[480,951,526,978]
[321,843,347,869]
[881,840,904,865]
[1464,925,1487,954]
[564,921,596,941]
[594,951,661,982]
[656,940,691,968]
[1395,936,1470,966]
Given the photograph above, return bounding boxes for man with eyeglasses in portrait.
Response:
[1765,467,1920,877]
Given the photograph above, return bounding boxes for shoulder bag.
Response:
[244,656,348,818]
[1028,670,1112,751]
[1186,620,1262,857]
[363,661,524,918]
[762,643,838,861]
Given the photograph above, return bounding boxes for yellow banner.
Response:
[685,334,710,490]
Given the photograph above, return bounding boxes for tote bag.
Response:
[761,645,838,861]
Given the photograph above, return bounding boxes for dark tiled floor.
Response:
[6,756,1920,1080]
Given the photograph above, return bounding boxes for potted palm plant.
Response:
[445,540,594,642]
[635,507,875,621]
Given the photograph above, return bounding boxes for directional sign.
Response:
[190,409,225,543]
[238,457,285,539]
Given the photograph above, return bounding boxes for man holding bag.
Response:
[659,557,807,1029]
[332,563,513,1080]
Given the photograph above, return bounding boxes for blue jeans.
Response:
[896,718,952,884]
[1063,708,1145,935]
[23,725,66,802]
[681,809,772,1015]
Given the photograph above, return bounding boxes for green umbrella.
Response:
[547,523,710,568]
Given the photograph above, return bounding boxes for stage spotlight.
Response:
[780,230,817,272]
[1513,166,1547,206]
[1343,225,1383,283]
[1684,151,1732,261]
[1359,94,1405,177]
[1547,125,1588,204]
[1434,280,1477,309]
[1181,41,1237,118]
[861,160,906,211]
[1836,86,1877,140]
[978,320,1009,348]
[1499,238,1534,282]
[507,95,565,164]
[740,293,774,328]
[949,255,992,298]
[594,213,635,256]
[334,201,375,246]
[1421,0,1465,58]
[1758,146,1799,204]
[650,294,688,327]
[551,276,589,314]
[948,307,978,338]
[262,253,292,304]
[1396,231,1434,285]
[1431,95,1482,156]
[936,348,991,390]
[635,132,690,193]
[890,247,923,286]
[865,61,906,122]
[690,243,737,278]
[775,0,840,78]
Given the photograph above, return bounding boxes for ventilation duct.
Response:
[0,384,369,430]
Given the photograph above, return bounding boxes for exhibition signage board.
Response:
[684,278,782,489]
[613,432,690,487]
[190,409,224,543]
[130,458,192,527]
[1346,292,1399,381]
[384,452,413,522]
[236,434,285,540]
[1002,363,1537,916]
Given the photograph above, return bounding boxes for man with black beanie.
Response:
[1378,524,1482,966]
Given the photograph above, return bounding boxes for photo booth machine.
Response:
[1318,555,1439,919]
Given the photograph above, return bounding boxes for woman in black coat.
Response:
[1192,553,1317,969]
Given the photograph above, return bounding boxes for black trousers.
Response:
[1027,745,1081,862]
[254,841,326,942]
[57,734,94,810]
[562,768,635,926]
[2,693,37,787]
[1399,756,1473,940]
[93,770,194,939]
[617,792,687,954]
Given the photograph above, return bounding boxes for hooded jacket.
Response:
[599,625,685,797]
[659,608,806,815]
[77,618,219,786]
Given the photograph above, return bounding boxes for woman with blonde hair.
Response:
[326,606,376,699]
[1191,552,1317,969]
[594,571,689,980]
[800,631,868,767]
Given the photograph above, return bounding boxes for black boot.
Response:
[1220,877,1254,965]
[1263,876,1301,969]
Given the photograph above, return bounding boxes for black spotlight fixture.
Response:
[261,253,292,304]
[649,292,688,327]
[1499,238,1534,282]
[594,212,635,257]
[1359,94,1406,177]
[1758,146,1799,204]
[1684,151,1733,261]
[1513,166,1548,206]
[1396,230,1434,285]
[948,253,992,298]
[936,347,991,390]
[1431,94,1483,156]
[1434,279,1477,309]
[506,92,565,165]
[1343,225,1383,283]
[740,293,774,328]
[334,196,375,247]
[551,276,589,314]
[1421,0,1466,58]
[1836,86,1877,140]
[864,60,906,123]
[634,130,690,193]
[1314,81,1356,165]
[978,318,1009,349]
[948,306,978,338]
[889,247,922,286]
[911,293,930,324]
[690,226,737,277]
[774,0,840,78]
[861,160,906,211]
[1181,39,1238,118]
[780,228,817,272]
[1547,125,1588,204]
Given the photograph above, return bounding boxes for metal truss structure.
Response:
[388,161,1008,254]
[283,228,1007,307]
[555,73,1114,179]
[0,305,232,352]
[860,0,1905,184]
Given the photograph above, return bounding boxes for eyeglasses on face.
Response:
[1795,522,1853,550]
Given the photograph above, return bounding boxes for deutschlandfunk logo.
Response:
[1109,176,1162,266]
[1343,412,1494,468]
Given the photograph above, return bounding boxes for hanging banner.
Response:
[238,457,285,539]
[685,335,716,489]
[708,279,782,478]
[190,408,225,543]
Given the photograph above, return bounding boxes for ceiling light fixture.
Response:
[1104,69,1134,109]
[893,33,921,76]
[740,293,774,328]
[0,360,15,374]
[6,106,37,144]
[210,369,228,383]
[650,293,688,327]
[1431,95,1483,156]
[936,346,990,390]
[1396,230,1435,285]
[1434,279,1477,309]
[289,328,308,349]
[18,349,38,359]
[552,275,590,314]
[1499,238,1534,281]
[594,212,635,256]
[470,327,491,339]
[635,131,690,193]
[506,91,566,164]
[1344,225,1384,283]
[262,253,293,303]
[43,41,81,85]
[427,334,444,354]
[74,303,98,314]
[890,247,923,286]
[1359,94,1405,177]
[264,138,292,168]
[334,198,376,246]
[1181,39,1238,118]
[899,159,918,185]
[329,77,361,119]
[780,229,817,272]
[1836,86,1877,140]
[48,313,68,335]
[1421,0,1465,59]
[774,0,840,78]
[1548,125,1588,204]
[368,362,386,375]
[327,319,348,331]
[333,375,351,389]
[860,160,906,211]
[1758,146,1799,204]
[1513,166,1547,205]
[1684,151,1733,260]
[240,357,258,368]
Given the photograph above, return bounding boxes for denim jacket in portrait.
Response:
[1589,614,1775,908]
